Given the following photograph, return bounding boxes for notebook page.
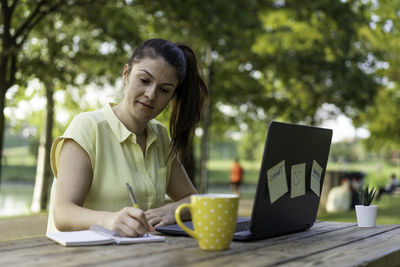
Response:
[46,230,114,246]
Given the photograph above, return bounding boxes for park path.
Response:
[0,198,254,241]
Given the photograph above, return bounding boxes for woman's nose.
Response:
[144,84,157,100]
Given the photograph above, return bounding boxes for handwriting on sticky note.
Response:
[267,160,288,203]
[291,163,306,198]
[310,160,323,197]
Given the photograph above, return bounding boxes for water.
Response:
[0,182,34,217]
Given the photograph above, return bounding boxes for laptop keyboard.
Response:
[235,220,251,232]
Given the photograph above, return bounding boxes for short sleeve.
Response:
[50,113,96,178]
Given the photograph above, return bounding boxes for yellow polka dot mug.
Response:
[175,194,239,251]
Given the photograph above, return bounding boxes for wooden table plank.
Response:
[0,222,399,267]
[282,227,400,267]
[0,236,196,266]
[186,224,400,267]
[0,222,348,266]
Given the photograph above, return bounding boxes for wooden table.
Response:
[1,221,399,266]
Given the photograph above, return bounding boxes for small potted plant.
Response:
[355,184,377,227]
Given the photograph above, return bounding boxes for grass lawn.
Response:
[208,158,400,224]
[208,159,399,187]
[1,146,36,182]
[317,195,400,224]
[2,146,36,166]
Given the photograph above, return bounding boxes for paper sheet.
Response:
[291,163,306,198]
[310,160,323,197]
[267,160,288,203]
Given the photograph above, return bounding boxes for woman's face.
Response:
[122,57,178,124]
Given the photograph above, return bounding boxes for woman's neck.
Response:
[112,103,147,136]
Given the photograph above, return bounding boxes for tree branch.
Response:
[10,0,18,13]
[13,0,47,39]
[1,0,9,16]
[1,0,11,39]
[14,0,64,48]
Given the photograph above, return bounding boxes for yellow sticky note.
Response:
[310,160,323,197]
[267,160,288,204]
[291,163,306,198]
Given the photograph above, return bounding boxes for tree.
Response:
[252,0,380,125]
[357,0,400,150]
[0,0,102,189]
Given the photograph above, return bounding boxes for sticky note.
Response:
[310,160,323,197]
[291,163,306,198]
[267,160,288,203]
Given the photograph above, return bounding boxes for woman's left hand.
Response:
[145,204,176,227]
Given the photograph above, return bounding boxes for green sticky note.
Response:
[267,160,288,204]
[310,160,323,197]
[291,163,306,198]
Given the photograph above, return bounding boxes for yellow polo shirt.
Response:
[47,103,173,232]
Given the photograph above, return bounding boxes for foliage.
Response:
[329,139,367,163]
[362,88,400,151]
[252,0,379,125]
[355,0,400,149]
[356,184,376,206]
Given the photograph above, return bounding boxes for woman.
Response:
[47,39,208,237]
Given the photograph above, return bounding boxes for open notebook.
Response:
[46,225,165,246]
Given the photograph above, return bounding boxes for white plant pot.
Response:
[355,205,377,227]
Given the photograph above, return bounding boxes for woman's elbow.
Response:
[53,202,73,231]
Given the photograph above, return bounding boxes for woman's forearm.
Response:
[53,201,113,231]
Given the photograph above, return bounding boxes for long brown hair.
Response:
[127,39,208,160]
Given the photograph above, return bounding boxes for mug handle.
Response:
[175,203,199,240]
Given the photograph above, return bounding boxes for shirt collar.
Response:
[102,102,158,146]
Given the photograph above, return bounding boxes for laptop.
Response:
[156,121,333,241]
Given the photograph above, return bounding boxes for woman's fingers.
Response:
[145,207,174,227]
[125,207,151,232]
[111,207,151,236]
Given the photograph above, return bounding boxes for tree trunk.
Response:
[199,46,213,193]
[31,82,54,212]
[0,88,5,191]
[0,53,14,191]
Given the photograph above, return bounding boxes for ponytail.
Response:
[170,44,208,160]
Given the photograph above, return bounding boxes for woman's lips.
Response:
[138,101,154,109]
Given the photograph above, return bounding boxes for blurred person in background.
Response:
[230,158,244,196]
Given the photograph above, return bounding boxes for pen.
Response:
[126,182,139,209]
[126,182,149,237]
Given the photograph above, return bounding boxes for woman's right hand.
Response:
[105,207,154,237]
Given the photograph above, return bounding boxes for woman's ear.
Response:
[123,64,129,85]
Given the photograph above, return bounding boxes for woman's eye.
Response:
[160,88,170,93]
[140,78,149,84]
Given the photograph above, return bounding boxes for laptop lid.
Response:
[246,121,332,239]
[156,121,332,241]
